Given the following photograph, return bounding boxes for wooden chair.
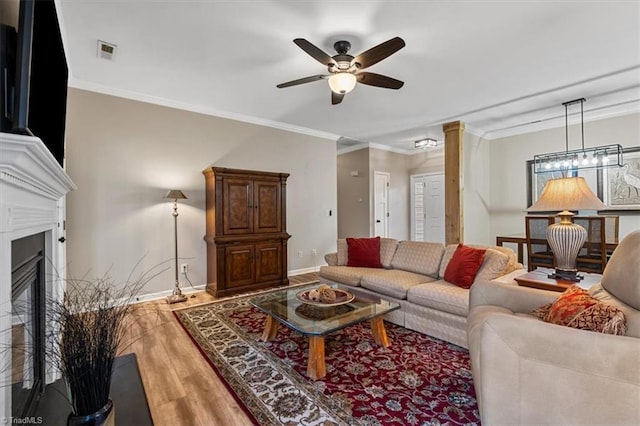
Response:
[574,216,607,273]
[525,215,555,271]
[573,215,619,273]
[604,215,620,256]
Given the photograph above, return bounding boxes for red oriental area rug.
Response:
[174,292,480,425]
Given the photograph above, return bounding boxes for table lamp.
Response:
[164,189,188,304]
[528,177,606,281]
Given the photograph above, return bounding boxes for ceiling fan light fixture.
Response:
[328,73,357,94]
[278,37,405,104]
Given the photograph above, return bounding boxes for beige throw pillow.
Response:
[473,249,510,283]
[337,239,348,266]
[379,238,399,268]
[390,241,444,277]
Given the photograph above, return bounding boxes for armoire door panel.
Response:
[255,242,282,282]
[223,178,253,234]
[254,181,281,233]
[225,244,255,287]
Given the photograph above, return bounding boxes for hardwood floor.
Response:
[122,273,318,426]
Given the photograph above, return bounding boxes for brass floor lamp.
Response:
[164,190,188,304]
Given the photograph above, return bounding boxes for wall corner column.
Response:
[442,121,465,245]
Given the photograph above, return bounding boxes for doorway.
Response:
[373,171,390,237]
[410,173,445,243]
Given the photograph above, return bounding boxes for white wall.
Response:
[463,132,491,244]
[369,148,410,240]
[337,147,412,240]
[408,148,445,176]
[337,149,370,238]
[65,88,337,297]
[489,113,640,241]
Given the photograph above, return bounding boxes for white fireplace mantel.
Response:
[0,131,76,418]
[0,132,76,231]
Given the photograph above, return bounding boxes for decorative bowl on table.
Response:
[295,303,353,320]
[296,284,355,307]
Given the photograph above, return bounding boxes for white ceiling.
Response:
[56,0,640,153]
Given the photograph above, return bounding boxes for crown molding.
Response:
[68,80,639,148]
[368,142,413,155]
[336,144,369,155]
[479,100,640,140]
[337,141,419,156]
[68,78,341,143]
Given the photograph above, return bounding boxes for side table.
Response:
[515,268,602,292]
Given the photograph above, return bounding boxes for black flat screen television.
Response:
[1,0,68,166]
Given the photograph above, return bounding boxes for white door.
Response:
[411,176,426,241]
[411,173,445,243]
[424,174,445,243]
[373,172,390,237]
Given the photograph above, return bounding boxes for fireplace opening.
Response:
[11,232,46,417]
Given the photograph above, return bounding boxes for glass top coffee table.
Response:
[250,283,399,380]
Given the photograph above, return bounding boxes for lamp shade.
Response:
[163,189,187,200]
[528,177,605,212]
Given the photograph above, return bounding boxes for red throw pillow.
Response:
[544,285,598,325]
[443,244,486,289]
[346,237,383,268]
[539,285,627,335]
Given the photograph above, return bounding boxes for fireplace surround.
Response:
[0,132,75,419]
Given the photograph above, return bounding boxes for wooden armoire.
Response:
[203,167,290,297]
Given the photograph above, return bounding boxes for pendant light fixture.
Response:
[533,98,623,174]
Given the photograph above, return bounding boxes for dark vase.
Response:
[67,399,114,426]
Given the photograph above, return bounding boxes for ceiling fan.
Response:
[277,37,406,105]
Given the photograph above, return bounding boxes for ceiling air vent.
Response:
[97,40,117,60]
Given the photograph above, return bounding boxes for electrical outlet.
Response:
[311,249,317,256]
[180,263,188,274]
[298,251,303,258]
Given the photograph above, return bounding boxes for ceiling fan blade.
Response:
[352,36,405,69]
[356,72,404,89]
[293,38,337,66]
[331,91,344,105]
[277,74,327,88]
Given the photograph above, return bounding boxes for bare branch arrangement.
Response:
[44,260,168,417]
[31,261,169,416]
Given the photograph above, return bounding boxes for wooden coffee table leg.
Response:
[370,317,390,347]
[260,315,279,342]
[307,336,326,380]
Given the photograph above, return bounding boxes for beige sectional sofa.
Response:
[466,229,640,425]
[320,238,525,348]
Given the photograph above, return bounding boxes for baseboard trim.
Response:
[132,285,207,304]
[288,266,321,275]
[126,267,321,304]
